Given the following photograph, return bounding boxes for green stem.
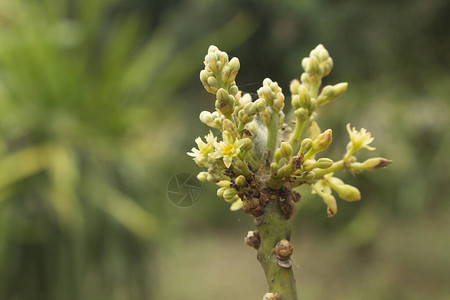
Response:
[257,201,298,300]
[289,118,310,154]
[313,160,345,179]
[266,109,279,161]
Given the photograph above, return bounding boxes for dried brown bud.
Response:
[245,231,260,249]
[274,239,294,259]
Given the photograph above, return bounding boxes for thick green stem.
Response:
[257,201,298,300]
[266,109,279,161]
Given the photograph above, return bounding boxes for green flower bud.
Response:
[207,173,217,182]
[291,95,300,110]
[280,142,293,159]
[235,175,246,186]
[200,70,209,83]
[216,88,235,115]
[298,86,311,108]
[301,57,309,72]
[208,45,219,53]
[229,84,239,96]
[300,138,313,153]
[230,197,244,211]
[228,57,240,72]
[274,92,285,112]
[303,159,316,172]
[194,156,209,167]
[270,162,278,172]
[223,119,239,140]
[352,158,393,173]
[223,188,238,202]
[197,172,209,182]
[199,111,213,124]
[302,171,315,181]
[254,98,266,112]
[316,158,334,169]
[328,177,361,202]
[322,57,333,76]
[236,138,253,157]
[274,148,282,163]
[317,82,348,105]
[300,72,311,85]
[207,76,218,89]
[306,56,323,76]
[322,193,337,217]
[217,187,227,198]
[217,180,232,188]
[312,129,332,153]
[290,79,301,95]
[294,108,308,120]
[318,45,329,61]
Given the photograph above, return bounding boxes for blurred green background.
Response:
[0,0,449,299]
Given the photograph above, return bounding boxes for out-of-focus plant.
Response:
[0,0,256,299]
[189,45,391,299]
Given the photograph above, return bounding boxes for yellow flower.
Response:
[210,131,240,168]
[187,131,216,159]
[346,123,375,151]
[344,123,375,162]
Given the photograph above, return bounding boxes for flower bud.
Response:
[306,56,323,76]
[280,142,293,159]
[217,187,227,198]
[316,158,333,169]
[216,88,235,115]
[294,108,308,120]
[222,119,239,140]
[197,172,209,182]
[253,98,266,112]
[291,95,300,110]
[300,72,311,85]
[312,129,332,153]
[298,86,311,108]
[235,175,246,186]
[328,177,361,202]
[300,138,313,153]
[290,79,301,95]
[273,93,285,112]
[352,157,392,172]
[207,76,218,90]
[322,194,337,217]
[274,149,282,163]
[302,171,315,181]
[217,180,232,188]
[230,198,244,211]
[223,188,238,202]
[302,159,316,172]
[227,57,240,84]
[199,111,213,125]
[317,82,348,105]
[270,162,278,172]
[229,84,239,96]
[236,138,253,157]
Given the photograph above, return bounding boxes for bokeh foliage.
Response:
[0,0,449,299]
